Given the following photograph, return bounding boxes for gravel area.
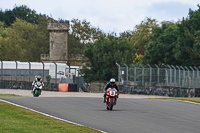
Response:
[0,89,166,98]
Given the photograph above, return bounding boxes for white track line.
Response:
[174,100,200,105]
[0,99,106,133]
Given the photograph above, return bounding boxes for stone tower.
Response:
[41,20,70,63]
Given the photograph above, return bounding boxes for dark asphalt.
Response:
[1,97,200,133]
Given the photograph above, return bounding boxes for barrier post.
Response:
[155,64,159,86]
[116,63,121,85]
[124,63,128,85]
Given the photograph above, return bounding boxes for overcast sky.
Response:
[0,0,199,34]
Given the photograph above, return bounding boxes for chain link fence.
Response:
[116,63,200,97]
[117,64,200,89]
[0,61,86,92]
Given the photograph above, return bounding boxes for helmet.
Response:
[36,75,41,82]
[110,78,115,86]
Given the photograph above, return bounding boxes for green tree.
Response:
[175,5,200,65]
[0,18,49,61]
[142,22,179,66]
[12,5,39,24]
[129,18,159,54]
[82,34,136,82]
[68,19,104,55]
[0,5,40,27]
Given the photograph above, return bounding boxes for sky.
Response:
[0,0,199,35]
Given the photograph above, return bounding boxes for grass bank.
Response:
[0,99,100,133]
[0,94,21,97]
[158,97,200,103]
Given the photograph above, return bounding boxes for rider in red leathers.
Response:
[103,78,119,103]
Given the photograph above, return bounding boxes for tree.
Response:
[174,5,200,65]
[142,22,179,66]
[0,18,49,61]
[0,5,39,26]
[68,19,104,55]
[12,5,39,24]
[129,18,159,54]
[82,34,136,82]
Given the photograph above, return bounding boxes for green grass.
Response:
[0,101,100,133]
[0,94,21,97]
[157,97,200,103]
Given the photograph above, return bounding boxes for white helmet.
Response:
[110,78,115,85]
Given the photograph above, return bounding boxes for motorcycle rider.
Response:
[31,75,44,93]
[103,78,119,103]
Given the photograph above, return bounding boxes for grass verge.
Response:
[0,101,101,133]
[155,97,200,103]
[0,94,21,97]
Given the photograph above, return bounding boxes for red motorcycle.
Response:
[106,87,118,110]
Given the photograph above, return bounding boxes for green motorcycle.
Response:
[33,82,42,97]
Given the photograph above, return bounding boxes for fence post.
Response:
[0,60,2,80]
[54,62,57,87]
[41,61,45,81]
[28,61,31,82]
[116,63,121,85]
[124,63,128,85]
[171,65,176,87]
[0,60,3,88]
[167,65,172,86]
[194,66,199,88]
[176,65,181,87]
[185,66,190,88]
[189,66,195,88]
[132,64,136,86]
[155,64,159,86]
[147,64,152,86]
[139,64,144,86]
[180,66,185,87]
[15,61,18,81]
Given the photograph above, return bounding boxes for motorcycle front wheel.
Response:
[109,98,114,110]
[33,90,41,97]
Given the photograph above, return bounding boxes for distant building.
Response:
[41,20,70,63]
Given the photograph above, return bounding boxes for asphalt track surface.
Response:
[1,96,200,133]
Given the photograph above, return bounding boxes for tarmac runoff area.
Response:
[0,89,167,98]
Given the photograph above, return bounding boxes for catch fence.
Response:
[117,63,200,89]
[0,61,83,91]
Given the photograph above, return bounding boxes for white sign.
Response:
[122,71,124,74]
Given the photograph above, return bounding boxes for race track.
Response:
[1,97,200,133]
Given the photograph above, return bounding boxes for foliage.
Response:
[174,5,200,65]
[81,34,136,82]
[68,19,104,55]
[142,5,200,66]
[142,21,179,66]
[0,18,49,61]
[129,18,159,54]
[133,53,143,64]
[0,5,39,26]
[46,75,51,83]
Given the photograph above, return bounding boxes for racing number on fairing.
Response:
[110,90,115,96]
